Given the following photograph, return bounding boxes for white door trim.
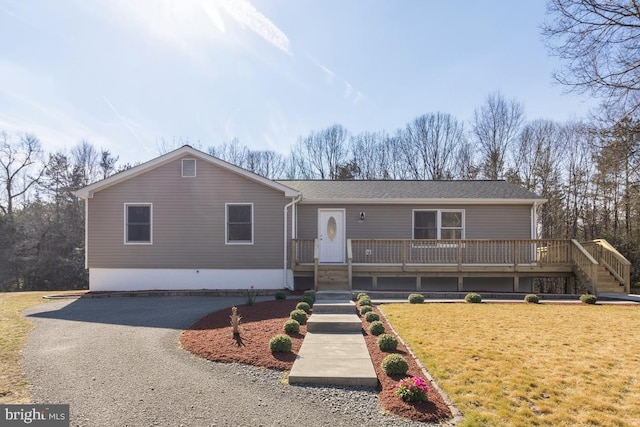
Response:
[318,208,346,263]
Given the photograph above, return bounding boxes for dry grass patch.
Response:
[0,291,81,403]
[382,303,640,427]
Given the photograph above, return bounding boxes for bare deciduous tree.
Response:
[403,113,465,180]
[0,132,44,216]
[472,92,524,180]
[542,0,640,116]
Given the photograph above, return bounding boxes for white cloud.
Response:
[102,0,290,56]
[216,0,291,54]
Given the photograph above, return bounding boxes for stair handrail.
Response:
[570,239,598,294]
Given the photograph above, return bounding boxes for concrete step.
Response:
[312,300,356,314]
[288,332,378,387]
[316,283,350,292]
[307,314,362,333]
[315,291,353,300]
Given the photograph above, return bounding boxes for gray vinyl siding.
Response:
[296,204,533,239]
[87,156,289,269]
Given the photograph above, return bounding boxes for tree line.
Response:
[1,91,638,291]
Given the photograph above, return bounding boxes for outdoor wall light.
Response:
[359,212,366,221]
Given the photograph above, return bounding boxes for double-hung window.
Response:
[413,210,464,240]
[226,203,253,244]
[125,204,152,244]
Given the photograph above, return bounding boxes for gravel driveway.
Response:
[23,296,426,427]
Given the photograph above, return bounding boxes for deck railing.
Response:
[346,239,571,265]
[581,239,631,293]
[290,238,629,294]
[291,238,575,266]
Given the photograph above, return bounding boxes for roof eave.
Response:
[299,198,547,205]
[73,146,301,199]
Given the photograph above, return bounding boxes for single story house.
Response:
[74,146,630,295]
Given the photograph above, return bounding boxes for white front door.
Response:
[318,209,345,263]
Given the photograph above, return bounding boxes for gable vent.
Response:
[182,158,196,177]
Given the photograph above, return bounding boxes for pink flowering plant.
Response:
[393,376,430,402]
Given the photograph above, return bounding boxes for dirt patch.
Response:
[181,299,452,424]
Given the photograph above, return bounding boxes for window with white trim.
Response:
[226,203,253,244]
[125,204,152,244]
[413,210,464,239]
[182,158,196,177]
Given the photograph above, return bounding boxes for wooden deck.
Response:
[291,238,631,295]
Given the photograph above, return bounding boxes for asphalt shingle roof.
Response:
[276,180,544,202]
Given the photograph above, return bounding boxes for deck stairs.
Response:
[316,265,350,292]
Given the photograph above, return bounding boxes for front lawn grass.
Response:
[382,303,640,427]
[0,291,80,403]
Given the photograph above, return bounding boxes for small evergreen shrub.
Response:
[382,354,409,376]
[357,292,369,300]
[301,295,314,307]
[364,311,380,322]
[408,293,425,304]
[275,291,287,300]
[524,294,540,304]
[377,333,398,352]
[296,301,312,314]
[290,309,308,325]
[580,294,597,304]
[283,319,300,334]
[269,334,292,352]
[465,292,482,303]
[369,320,385,336]
[303,290,316,302]
[360,305,372,315]
[358,296,372,306]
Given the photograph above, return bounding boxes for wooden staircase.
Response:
[595,265,626,293]
[316,265,350,291]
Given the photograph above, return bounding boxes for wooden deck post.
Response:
[513,276,520,292]
[416,276,421,291]
[457,276,463,291]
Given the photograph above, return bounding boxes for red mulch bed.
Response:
[180,299,452,424]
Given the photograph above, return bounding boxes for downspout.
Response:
[284,195,302,289]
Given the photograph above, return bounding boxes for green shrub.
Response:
[303,290,316,302]
[377,333,398,352]
[301,295,314,307]
[269,334,292,352]
[524,294,540,304]
[369,320,385,336]
[357,292,369,300]
[465,292,482,303]
[408,293,425,304]
[358,296,372,306]
[290,309,308,325]
[360,305,372,315]
[296,301,312,314]
[381,354,409,376]
[274,291,287,300]
[580,294,597,304]
[364,311,380,322]
[283,319,300,334]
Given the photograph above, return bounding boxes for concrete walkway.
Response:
[288,292,378,387]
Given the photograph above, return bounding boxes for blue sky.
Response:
[1,1,594,164]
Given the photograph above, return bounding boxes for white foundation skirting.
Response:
[89,268,291,292]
